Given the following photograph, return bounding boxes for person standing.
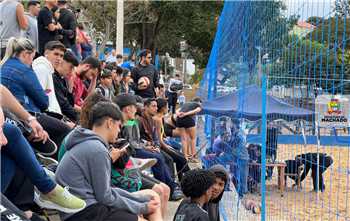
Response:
[106,49,117,63]
[0,0,28,58]
[37,0,61,54]
[131,49,160,98]
[229,120,249,198]
[167,74,183,114]
[57,0,77,50]
[24,1,41,52]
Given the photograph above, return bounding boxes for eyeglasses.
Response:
[146,56,152,59]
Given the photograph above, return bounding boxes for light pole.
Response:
[116,0,124,55]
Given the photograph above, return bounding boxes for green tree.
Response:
[73,1,223,69]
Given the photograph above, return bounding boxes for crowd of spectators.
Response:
[0,1,231,220]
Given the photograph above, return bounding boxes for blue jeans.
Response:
[134,148,176,191]
[233,157,249,198]
[1,123,56,194]
[164,138,182,151]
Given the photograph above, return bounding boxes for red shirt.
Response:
[72,74,87,107]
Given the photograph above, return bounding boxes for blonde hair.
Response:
[0,37,35,66]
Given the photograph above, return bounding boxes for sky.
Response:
[284,0,335,20]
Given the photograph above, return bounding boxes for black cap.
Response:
[58,0,68,4]
[138,49,150,57]
[113,94,137,110]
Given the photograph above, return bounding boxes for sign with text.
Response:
[315,95,349,128]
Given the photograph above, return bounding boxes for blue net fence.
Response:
[198,1,350,220]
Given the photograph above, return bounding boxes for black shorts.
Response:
[140,174,160,190]
[176,116,196,128]
[66,203,138,221]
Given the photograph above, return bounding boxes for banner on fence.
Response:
[315,95,349,128]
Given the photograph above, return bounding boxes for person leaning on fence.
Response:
[229,120,249,198]
[296,152,333,192]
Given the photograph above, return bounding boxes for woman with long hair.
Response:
[1,37,71,156]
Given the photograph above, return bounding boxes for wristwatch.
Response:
[26,116,36,124]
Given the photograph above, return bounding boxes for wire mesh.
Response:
[198,1,350,220]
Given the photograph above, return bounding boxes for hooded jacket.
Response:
[203,165,229,221]
[55,128,150,220]
[32,56,62,114]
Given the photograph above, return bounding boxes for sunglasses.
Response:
[146,56,152,59]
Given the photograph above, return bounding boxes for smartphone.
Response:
[120,142,130,152]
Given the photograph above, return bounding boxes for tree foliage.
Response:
[73,1,223,69]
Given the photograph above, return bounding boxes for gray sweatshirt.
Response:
[55,128,150,220]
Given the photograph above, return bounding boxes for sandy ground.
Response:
[239,145,350,221]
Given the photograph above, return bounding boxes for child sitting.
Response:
[96,69,114,100]
[173,169,216,221]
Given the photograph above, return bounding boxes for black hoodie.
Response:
[203,165,229,221]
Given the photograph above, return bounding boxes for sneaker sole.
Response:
[34,192,86,214]
[129,158,157,171]
[36,153,59,167]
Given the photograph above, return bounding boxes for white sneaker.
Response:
[129,157,157,171]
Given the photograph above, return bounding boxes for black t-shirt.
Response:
[131,64,159,98]
[173,200,210,221]
[180,102,201,113]
[37,6,57,53]
[58,8,77,48]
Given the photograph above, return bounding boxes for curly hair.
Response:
[181,169,216,199]
[80,92,109,129]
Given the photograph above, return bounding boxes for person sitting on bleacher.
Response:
[114,95,183,202]
[0,88,86,216]
[32,41,65,115]
[0,37,72,155]
[55,101,163,221]
[53,50,79,122]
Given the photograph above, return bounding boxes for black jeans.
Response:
[310,156,333,191]
[162,147,190,181]
[302,156,333,191]
[166,91,177,114]
[66,203,138,221]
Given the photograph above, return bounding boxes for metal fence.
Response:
[199,1,350,220]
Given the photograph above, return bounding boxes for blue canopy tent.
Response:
[202,85,314,121]
[201,85,349,146]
